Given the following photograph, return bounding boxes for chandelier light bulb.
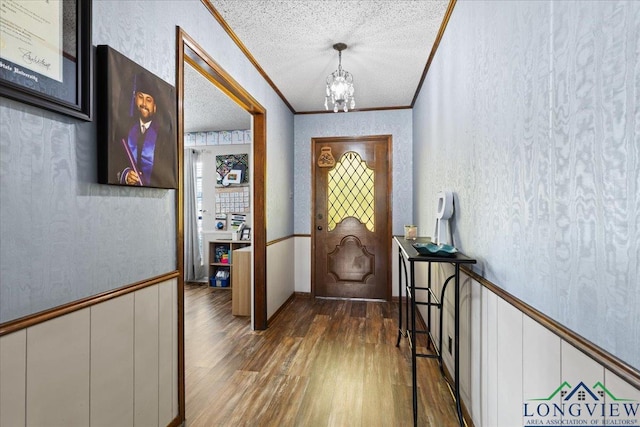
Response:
[324,43,355,113]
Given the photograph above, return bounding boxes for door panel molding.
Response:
[327,235,375,283]
[311,135,392,300]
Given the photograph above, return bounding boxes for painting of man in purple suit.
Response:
[98,45,177,189]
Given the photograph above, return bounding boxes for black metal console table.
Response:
[394,236,476,427]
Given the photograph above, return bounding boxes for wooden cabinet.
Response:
[232,246,252,316]
[208,240,250,288]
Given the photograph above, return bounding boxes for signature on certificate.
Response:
[18,48,51,71]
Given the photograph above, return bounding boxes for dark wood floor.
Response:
[184,283,460,426]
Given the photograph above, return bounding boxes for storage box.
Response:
[213,270,230,287]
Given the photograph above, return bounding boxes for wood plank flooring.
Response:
[184,283,460,426]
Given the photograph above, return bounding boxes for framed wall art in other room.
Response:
[216,153,249,187]
[96,45,177,189]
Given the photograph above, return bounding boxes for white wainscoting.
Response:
[417,264,640,426]
[0,278,178,427]
[267,238,296,319]
[90,293,134,426]
[0,328,27,426]
[294,236,311,293]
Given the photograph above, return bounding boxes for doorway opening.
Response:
[182,60,252,301]
[176,27,267,422]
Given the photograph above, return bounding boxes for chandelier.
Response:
[324,43,355,113]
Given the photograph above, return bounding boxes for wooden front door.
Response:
[312,135,391,300]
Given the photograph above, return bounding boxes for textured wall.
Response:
[0,98,176,322]
[413,0,639,369]
[266,95,295,241]
[0,0,295,322]
[294,110,413,235]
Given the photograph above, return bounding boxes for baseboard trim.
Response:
[167,414,182,427]
[267,292,297,325]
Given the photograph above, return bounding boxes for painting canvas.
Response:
[96,45,177,189]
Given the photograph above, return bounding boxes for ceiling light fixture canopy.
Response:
[324,43,355,113]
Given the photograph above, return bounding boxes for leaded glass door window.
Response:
[327,151,375,232]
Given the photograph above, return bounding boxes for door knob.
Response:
[317,226,323,230]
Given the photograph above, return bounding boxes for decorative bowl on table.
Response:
[412,242,458,257]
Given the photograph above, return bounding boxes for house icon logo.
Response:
[523,381,639,426]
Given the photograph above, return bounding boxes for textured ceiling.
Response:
[184,1,450,132]
[211,0,450,112]
[183,62,251,132]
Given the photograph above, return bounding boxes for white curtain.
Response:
[184,149,205,281]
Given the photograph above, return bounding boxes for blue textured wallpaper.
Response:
[266,98,295,241]
[0,98,176,322]
[0,0,295,322]
[413,0,639,369]
[294,110,414,235]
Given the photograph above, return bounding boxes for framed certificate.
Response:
[0,0,92,121]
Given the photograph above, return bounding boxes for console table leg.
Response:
[396,248,404,347]
[454,264,463,427]
[410,261,418,427]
